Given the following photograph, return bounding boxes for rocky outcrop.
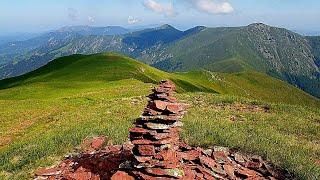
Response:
[35,80,292,180]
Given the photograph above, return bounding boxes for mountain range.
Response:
[0,23,319,97]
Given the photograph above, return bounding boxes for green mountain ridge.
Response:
[1,53,318,107]
[0,23,319,97]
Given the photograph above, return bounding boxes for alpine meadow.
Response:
[0,0,320,180]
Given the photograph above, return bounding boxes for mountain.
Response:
[151,23,320,97]
[0,25,130,65]
[0,23,319,97]
[1,53,318,106]
[0,53,319,179]
[57,25,130,36]
[0,32,42,45]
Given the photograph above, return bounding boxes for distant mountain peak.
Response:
[247,23,270,28]
[158,24,176,30]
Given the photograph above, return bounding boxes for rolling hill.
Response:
[0,53,319,179]
[0,23,319,98]
[0,53,318,106]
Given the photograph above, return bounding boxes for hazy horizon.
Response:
[1,0,320,36]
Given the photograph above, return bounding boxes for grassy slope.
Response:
[0,53,319,179]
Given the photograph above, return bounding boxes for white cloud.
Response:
[143,0,176,17]
[187,0,234,14]
[88,16,95,23]
[128,16,140,24]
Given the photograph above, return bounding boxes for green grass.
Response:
[0,53,319,179]
[180,93,320,179]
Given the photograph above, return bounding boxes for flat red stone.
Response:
[132,139,154,145]
[166,103,183,114]
[35,168,61,176]
[144,108,161,116]
[105,145,122,154]
[91,136,106,150]
[137,145,155,156]
[159,149,178,162]
[145,168,168,176]
[153,100,168,110]
[245,161,262,169]
[111,171,135,180]
[130,127,153,134]
[223,164,236,179]
[199,156,225,175]
[236,167,260,177]
[212,151,230,164]
[135,156,153,163]
[178,150,201,161]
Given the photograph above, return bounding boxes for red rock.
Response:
[130,127,152,134]
[141,115,181,121]
[111,171,135,180]
[236,167,260,177]
[75,171,98,180]
[122,141,134,152]
[68,166,99,180]
[178,150,201,161]
[159,149,177,162]
[234,152,245,163]
[199,156,225,175]
[135,156,153,163]
[183,168,196,180]
[145,168,168,176]
[245,161,262,169]
[179,142,192,150]
[144,108,161,116]
[156,94,177,102]
[64,172,98,180]
[131,171,151,179]
[145,122,170,130]
[316,159,320,166]
[158,137,179,145]
[91,136,105,150]
[137,145,155,156]
[145,168,184,178]
[195,172,204,180]
[212,151,230,164]
[156,160,180,169]
[151,132,170,140]
[223,164,236,179]
[153,100,168,110]
[35,167,61,176]
[166,103,183,114]
[132,139,154,145]
[195,166,215,179]
[104,145,122,154]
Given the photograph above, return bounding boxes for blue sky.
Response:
[1,0,319,34]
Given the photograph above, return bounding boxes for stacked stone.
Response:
[129,80,187,178]
[34,80,293,180]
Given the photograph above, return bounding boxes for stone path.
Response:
[35,80,293,180]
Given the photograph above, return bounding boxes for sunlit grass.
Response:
[0,53,319,179]
[179,93,320,179]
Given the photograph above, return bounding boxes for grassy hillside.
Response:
[0,53,319,179]
[1,23,319,98]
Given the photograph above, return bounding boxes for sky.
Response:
[1,0,320,35]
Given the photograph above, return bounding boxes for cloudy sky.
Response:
[1,0,319,34]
